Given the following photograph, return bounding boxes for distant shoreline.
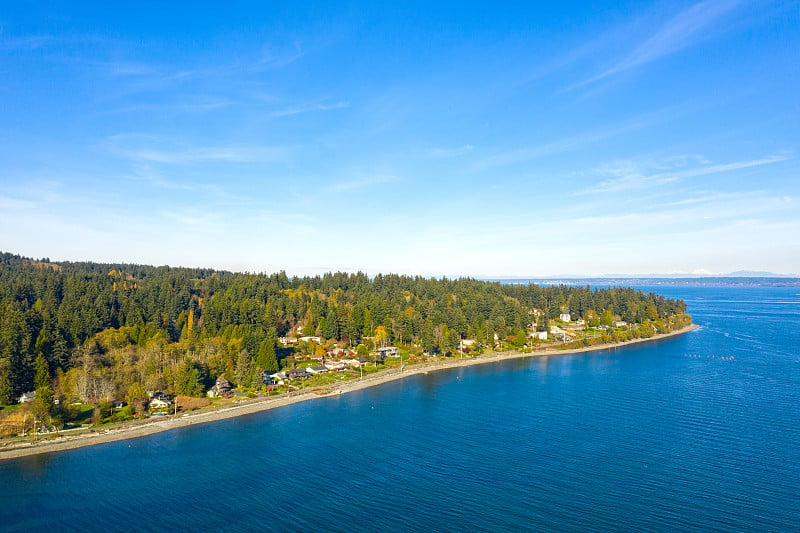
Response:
[0,324,699,460]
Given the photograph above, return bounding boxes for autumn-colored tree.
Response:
[374,325,389,348]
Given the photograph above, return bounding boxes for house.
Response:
[559,313,571,322]
[528,331,548,340]
[268,371,287,386]
[112,400,127,409]
[299,336,321,343]
[279,337,299,345]
[377,346,399,360]
[325,361,347,371]
[613,320,628,327]
[207,377,233,398]
[327,347,352,358]
[549,325,574,339]
[19,391,36,403]
[305,365,328,375]
[576,319,586,326]
[150,397,171,408]
[287,369,310,380]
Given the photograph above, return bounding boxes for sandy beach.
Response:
[0,324,699,460]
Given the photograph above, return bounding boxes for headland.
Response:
[0,324,698,460]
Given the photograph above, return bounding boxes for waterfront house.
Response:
[149,390,169,401]
[19,391,36,403]
[150,397,171,408]
[207,377,233,398]
[327,347,352,358]
[529,331,548,340]
[549,325,574,340]
[287,369,310,380]
[377,346,399,361]
[306,365,328,375]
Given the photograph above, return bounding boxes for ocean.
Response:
[1,286,799,531]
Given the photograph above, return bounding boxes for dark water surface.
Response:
[2,287,799,531]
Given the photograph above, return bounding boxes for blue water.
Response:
[2,286,799,531]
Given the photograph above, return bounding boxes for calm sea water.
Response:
[1,286,799,532]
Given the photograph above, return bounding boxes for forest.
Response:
[0,252,690,413]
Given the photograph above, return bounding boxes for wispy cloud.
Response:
[327,174,400,192]
[576,0,742,88]
[251,41,305,72]
[125,146,290,164]
[104,134,294,165]
[472,111,666,170]
[587,153,791,193]
[0,194,37,210]
[0,34,55,51]
[106,99,233,115]
[429,145,475,158]
[271,100,349,118]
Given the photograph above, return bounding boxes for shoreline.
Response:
[0,324,699,460]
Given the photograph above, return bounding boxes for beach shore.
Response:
[0,324,699,460]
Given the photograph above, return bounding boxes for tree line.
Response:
[0,252,689,407]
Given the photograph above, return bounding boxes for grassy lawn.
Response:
[66,403,95,425]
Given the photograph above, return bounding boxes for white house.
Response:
[19,391,36,403]
[150,397,171,408]
[559,313,571,322]
[529,331,548,340]
[377,346,399,359]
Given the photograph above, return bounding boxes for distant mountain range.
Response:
[488,272,800,288]
[492,270,796,280]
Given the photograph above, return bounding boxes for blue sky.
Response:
[1,1,798,276]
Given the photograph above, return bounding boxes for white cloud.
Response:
[104,134,294,165]
[271,101,350,118]
[473,112,661,170]
[326,174,400,192]
[576,0,742,87]
[0,195,37,210]
[586,153,791,193]
[429,145,475,158]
